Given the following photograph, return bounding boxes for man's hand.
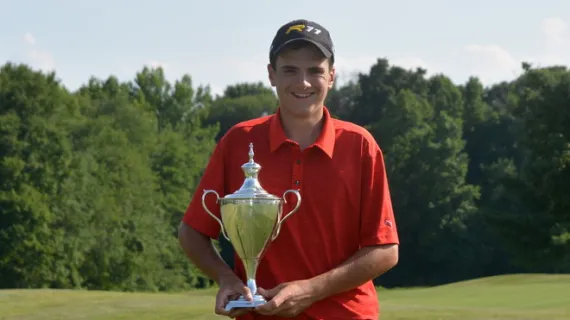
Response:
[253,245,398,318]
[215,275,255,318]
[254,280,317,317]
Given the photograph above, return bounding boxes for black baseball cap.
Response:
[269,19,334,64]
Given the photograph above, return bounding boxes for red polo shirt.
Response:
[182,107,399,319]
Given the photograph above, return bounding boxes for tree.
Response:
[0,63,76,288]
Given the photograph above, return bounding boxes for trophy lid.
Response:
[223,143,280,200]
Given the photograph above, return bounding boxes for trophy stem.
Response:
[247,278,257,296]
[242,258,259,294]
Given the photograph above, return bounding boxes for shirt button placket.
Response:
[291,148,303,190]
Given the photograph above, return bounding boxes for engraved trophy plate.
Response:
[202,143,301,311]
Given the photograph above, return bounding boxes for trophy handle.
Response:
[271,189,301,241]
[201,189,230,241]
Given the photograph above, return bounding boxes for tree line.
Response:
[0,59,568,292]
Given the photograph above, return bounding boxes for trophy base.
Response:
[225,294,267,311]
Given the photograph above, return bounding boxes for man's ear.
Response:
[267,63,276,87]
[328,66,336,89]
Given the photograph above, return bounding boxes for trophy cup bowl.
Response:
[201,142,301,311]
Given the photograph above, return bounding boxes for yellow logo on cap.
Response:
[285,24,305,34]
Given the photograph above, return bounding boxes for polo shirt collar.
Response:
[269,106,335,158]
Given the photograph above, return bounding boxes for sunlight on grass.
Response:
[1,274,569,320]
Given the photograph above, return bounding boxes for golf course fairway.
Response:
[0,274,568,319]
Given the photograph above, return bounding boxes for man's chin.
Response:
[281,103,323,117]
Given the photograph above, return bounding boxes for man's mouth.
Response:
[292,92,314,99]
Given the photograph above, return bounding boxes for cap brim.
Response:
[271,38,333,59]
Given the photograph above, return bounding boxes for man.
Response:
[178,19,399,319]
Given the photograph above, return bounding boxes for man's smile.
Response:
[292,92,314,99]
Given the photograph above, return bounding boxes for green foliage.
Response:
[1,57,569,293]
[0,64,218,291]
[0,63,76,288]
[204,83,277,140]
[481,65,570,272]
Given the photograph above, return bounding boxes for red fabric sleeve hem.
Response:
[360,234,400,247]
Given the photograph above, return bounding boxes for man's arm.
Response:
[254,244,398,317]
[179,223,255,317]
[178,223,236,285]
[308,244,398,301]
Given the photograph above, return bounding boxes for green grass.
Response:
[1,274,569,319]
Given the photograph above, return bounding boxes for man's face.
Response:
[267,43,335,118]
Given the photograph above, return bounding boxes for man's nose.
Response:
[295,71,311,88]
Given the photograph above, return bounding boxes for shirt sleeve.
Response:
[359,138,400,247]
[181,138,227,239]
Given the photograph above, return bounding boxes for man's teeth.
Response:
[293,93,313,98]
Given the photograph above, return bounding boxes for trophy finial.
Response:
[225,142,276,199]
[248,143,254,163]
[242,142,261,179]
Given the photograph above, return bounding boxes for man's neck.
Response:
[280,106,325,150]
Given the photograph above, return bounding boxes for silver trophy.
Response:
[201,142,301,311]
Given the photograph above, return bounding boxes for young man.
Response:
[178,19,399,319]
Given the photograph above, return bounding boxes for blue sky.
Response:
[2,0,569,95]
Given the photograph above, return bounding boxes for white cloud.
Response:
[345,17,570,87]
[541,17,569,46]
[525,17,570,68]
[22,32,55,72]
[147,60,170,70]
[26,49,56,72]
[24,32,36,45]
[463,44,518,68]
[477,18,570,81]
[438,17,570,86]
[459,44,521,84]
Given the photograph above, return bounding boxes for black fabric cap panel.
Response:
[269,19,334,62]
